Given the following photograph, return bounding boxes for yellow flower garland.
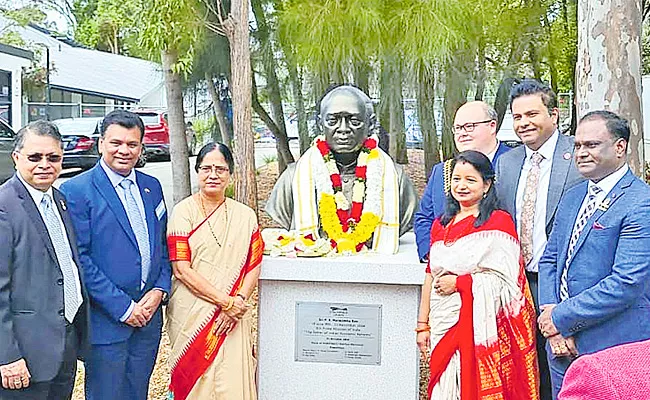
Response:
[319,193,380,253]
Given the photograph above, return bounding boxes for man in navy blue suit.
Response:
[414,100,510,262]
[60,110,171,400]
[538,110,650,398]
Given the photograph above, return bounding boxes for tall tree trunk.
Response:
[475,37,486,101]
[251,0,294,174]
[494,40,520,132]
[205,72,231,145]
[417,65,439,177]
[576,0,644,175]
[289,64,310,155]
[442,58,470,160]
[384,56,408,164]
[225,0,257,210]
[162,49,191,205]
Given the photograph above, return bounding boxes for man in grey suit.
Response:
[495,80,583,400]
[0,121,89,399]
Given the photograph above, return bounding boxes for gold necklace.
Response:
[199,194,227,248]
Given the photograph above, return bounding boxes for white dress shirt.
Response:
[17,172,84,306]
[515,131,559,273]
[100,159,150,321]
[486,140,500,162]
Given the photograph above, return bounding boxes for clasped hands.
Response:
[213,295,251,337]
[0,358,30,390]
[538,305,578,359]
[125,289,164,328]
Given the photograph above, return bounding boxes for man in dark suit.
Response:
[495,79,583,400]
[414,100,510,261]
[0,121,89,399]
[60,110,171,400]
[538,111,650,398]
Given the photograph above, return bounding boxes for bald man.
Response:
[414,101,511,262]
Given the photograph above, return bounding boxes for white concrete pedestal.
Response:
[257,232,425,400]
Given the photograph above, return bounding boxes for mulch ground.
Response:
[72,149,430,400]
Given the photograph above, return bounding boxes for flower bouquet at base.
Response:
[261,229,334,258]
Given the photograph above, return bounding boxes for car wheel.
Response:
[136,153,147,168]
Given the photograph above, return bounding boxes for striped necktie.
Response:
[41,194,81,323]
[119,179,151,289]
[559,185,602,301]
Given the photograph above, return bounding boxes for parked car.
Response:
[53,117,103,171]
[0,119,16,183]
[134,109,170,161]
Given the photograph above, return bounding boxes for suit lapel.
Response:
[91,165,138,248]
[53,189,81,267]
[135,172,156,263]
[567,171,633,266]
[546,134,574,230]
[505,147,526,222]
[12,177,60,267]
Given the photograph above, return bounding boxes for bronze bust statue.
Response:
[265,85,417,254]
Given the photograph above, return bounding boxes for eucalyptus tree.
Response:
[576,0,644,176]
[138,0,201,204]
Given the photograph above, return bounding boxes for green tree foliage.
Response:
[0,5,47,46]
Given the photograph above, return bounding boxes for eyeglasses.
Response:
[453,120,493,134]
[198,165,230,175]
[19,152,63,163]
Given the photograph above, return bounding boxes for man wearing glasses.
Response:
[414,100,510,263]
[0,120,89,399]
[60,110,171,400]
[495,79,583,400]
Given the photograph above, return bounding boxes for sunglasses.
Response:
[20,153,63,163]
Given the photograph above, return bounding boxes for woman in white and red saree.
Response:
[417,150,539,400]
[166,143,264,400]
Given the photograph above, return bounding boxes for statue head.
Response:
[318,85,377,154]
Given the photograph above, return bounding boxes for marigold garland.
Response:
[314,135,381,253]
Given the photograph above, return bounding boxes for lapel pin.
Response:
[144,188,151,193]
[60,199,67,211]
[563,152,571,160]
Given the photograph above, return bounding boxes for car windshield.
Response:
[137,113,160,125]
[53,119,100,135]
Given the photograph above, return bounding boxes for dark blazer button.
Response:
[58,309,64,316]
[57,278,64,285]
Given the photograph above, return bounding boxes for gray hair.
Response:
[14,120,62,151]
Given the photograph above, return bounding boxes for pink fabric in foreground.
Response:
[558,339,650,400]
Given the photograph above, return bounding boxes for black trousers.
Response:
[0,323,79,400]
[527,271,553,400]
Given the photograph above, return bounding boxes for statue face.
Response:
[320,91,370,154]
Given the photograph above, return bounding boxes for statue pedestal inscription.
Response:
[257,233,424,400]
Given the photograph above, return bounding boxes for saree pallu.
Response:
[166,197,264,400]
[427,210,539,400]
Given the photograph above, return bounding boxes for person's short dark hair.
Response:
[509,79,558,112]
[441,150,500,228]
[579,110,630,144]
[101,109,145,139]
[14,120,62,151]
[195,142,235,173]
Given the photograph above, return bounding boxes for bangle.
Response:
[415,326,430,333]
[223,297,234,311]
[236,293,246,301]
[417,320,429,325]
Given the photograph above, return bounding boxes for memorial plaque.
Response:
[295,301,382,365]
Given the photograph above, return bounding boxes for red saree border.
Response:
[167,201,222,262]
[428,274,478,400]
[168,227,264,400]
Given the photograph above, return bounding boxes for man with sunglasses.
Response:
[60,110,171,400]
[414,100,510,263]
[0,120,90,399]
[495,79,583,400]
